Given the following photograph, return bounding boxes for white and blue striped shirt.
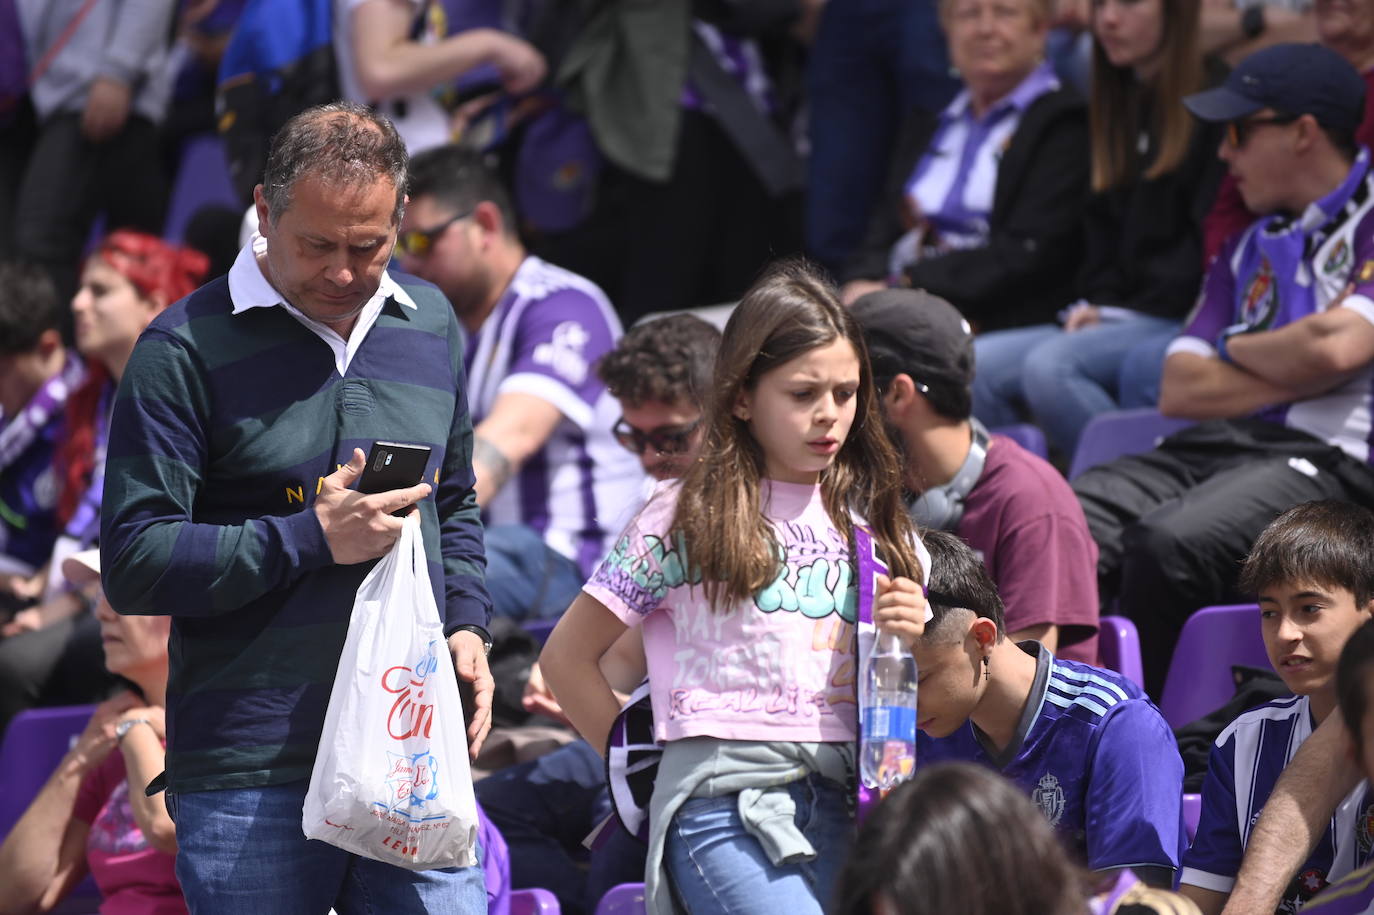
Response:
[1182,695,1374,910]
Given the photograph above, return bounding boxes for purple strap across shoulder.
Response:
[853,526,888,822]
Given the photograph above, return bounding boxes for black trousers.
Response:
[532,110,803,328]
[6,112,168,306]
[1073,418,1374,697]
[0,611,116,738]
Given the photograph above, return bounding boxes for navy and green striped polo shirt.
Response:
[100,265,489,794]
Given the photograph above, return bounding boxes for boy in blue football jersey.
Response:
[1181,501,1374,914]
[914,530,1185,887]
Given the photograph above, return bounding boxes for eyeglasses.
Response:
[612,418,701,455]
[1226,114,1301,149]
[396,209,473,258]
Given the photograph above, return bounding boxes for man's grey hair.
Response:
[260,102,408,225]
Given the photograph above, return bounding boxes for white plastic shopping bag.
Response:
[303,513,479,869]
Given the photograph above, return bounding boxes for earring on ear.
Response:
[982,655,990,681]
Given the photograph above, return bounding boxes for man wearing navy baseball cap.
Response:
[1183,42,1366,214]
[1073,42,1374,705]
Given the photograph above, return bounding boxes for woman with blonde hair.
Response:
[840,0,1089,334]
[972,0,1225,457]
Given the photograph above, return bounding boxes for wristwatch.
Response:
[115,718,150,744]
[452,624,493,657]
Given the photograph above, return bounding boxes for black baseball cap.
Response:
[1183,43,1366,130]
[851,288,975,396]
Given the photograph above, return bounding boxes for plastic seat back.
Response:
[990,423,1048,459]
[0,705,96,838]
[511,888,561,914]
[1068,408,1194,480]
[595,882,646,915]
[1097,615,1145,690]
[1159,604,1270,729]
[1183,793,1202,844]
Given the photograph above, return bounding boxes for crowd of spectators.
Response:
[6,0,1374,912]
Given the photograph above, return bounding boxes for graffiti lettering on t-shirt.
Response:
[593,530,702,615]
[667,684,835,720]
[756,555,856,623]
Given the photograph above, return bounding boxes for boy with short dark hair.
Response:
[914,530,1184,886]
[1181,501,1374,914]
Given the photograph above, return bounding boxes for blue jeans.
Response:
[664,774,851,915]
[168,780,486,915]
[476,739,645,915]
[484,523,584,621]
[972,316,1181,455]
[805,0,958,273]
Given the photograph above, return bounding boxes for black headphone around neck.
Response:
[907,418,990,531]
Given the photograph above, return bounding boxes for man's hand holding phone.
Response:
[314,447,432,564]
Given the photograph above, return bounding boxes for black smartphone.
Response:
[358,442,432,514]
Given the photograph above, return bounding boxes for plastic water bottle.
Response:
[859,630,918,790]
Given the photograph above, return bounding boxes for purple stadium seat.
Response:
[0,704,102,907]
[1183,793,1202,843]
[1097,615,1145,690]
[163,133,240,245]
[991,423,1048,459]
[0,704,95,837]
[524,618,557,645]
[511,888,561,914]
[1067,408,1195,480]
[1159,604,1271,729]
[595,882,646,915]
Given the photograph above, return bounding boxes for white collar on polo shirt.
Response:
[227,232,417,376]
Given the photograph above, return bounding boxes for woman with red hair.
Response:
[0,230,208,733]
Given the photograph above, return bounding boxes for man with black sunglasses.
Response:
[1073,42,1374,696]
[597,314,721,481]
[397,145,644,622]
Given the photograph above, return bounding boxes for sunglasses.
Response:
[612,418,701,455]
[1226,113,1301,148]
[396,209,473,258]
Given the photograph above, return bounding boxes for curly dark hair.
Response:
[596,313,721,409]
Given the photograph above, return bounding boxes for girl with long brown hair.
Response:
[542,259,931,914]
[971,0,1226,458]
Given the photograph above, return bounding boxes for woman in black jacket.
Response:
[971,0,1225,457]
[840,0,1089,334]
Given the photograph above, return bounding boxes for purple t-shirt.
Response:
[958,435,1100,663]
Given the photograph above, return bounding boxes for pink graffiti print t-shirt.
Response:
[585,479,870,744]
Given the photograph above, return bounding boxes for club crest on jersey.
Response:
[1358,803,1374,856]
[1361,259,1374,284]
[1325,238,1352,276]
[1031,773,1065,827]
[1241,257,1277,326]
